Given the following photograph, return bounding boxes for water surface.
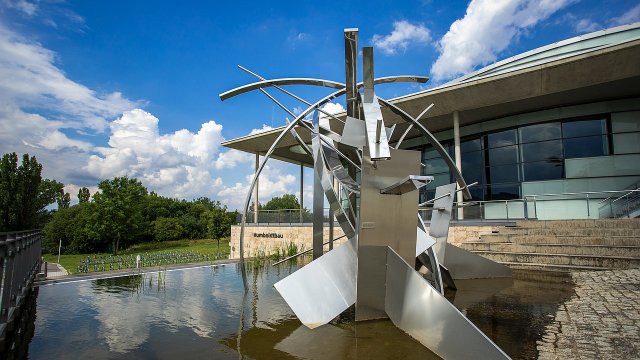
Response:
[17,261,573,359]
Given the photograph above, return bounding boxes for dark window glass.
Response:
[562,119,606,138]
[489,184,520,200]
[489,164,519,184]
[469,186,485,201]
[425,173,451,190]
[488,145,518,165]
[461,151,484,184]
[461,137,482,153]
[487,129,517,148]
[424,158,448,175]
[519,122,561,143]
[522,161,564,181]
[563,135,608,158]
[422,147,439,160]
[521,140,563,162]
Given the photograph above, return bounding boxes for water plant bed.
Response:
[8,261,574,359]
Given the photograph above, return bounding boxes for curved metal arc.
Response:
[367,75,429,86]
[220,78,346,101]
[237,88,347,268]
[377,97,471,200]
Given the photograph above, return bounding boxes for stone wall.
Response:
[229,224,497,259]
[229,225,346,259]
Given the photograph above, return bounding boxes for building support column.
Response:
[313,157,324,260]
[254,153,259,224]
[453,111,464,220]
[299,163,304,223]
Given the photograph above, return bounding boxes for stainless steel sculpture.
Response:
[220,28,512,360]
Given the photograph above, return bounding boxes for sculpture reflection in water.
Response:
[220,28,513,360]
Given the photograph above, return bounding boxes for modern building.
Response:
[223,23,640,221]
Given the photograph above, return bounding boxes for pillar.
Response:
[453,111,464,220]
[254,153,259,223]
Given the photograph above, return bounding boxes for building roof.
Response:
[222,23,640,166]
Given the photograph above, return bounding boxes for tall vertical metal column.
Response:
[254,153,260,223]
[453,111,464,220]
[344,28,358,118]
[343,28,360,227]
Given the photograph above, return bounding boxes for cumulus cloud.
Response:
[431,0,573,81]
[612,4,640,26]
[321,102,345,115]
[249,124,274,135]
[86,109,234,199]
[372,20,431,55]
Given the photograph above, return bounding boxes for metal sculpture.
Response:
[220,28,512,360]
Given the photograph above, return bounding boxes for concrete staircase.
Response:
[459,219,640,272]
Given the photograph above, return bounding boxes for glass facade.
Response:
[419,115,624,202]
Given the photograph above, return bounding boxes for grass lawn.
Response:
[43,238,230,275]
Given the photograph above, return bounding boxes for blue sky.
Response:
[0,0,638,210]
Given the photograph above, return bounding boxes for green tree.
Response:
[153,217,185,241]
[94,176,148,255]
[262,194,300,210]
[207,204,236,248]
[78,187,91,203]
[0,153,63,231]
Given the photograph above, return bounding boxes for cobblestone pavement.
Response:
[537,269,640,360]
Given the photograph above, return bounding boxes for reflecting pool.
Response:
[12,260,574,359]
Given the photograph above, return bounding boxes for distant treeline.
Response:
[1,151,237,256]
[44,177,238,255]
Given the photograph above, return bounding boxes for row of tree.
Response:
[2,152,306,256]
[44,177,238,255]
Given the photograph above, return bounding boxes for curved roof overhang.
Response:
[222,25,640,166]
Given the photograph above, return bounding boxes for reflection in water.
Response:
[16,259,573,360]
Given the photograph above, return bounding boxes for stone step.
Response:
[499,227,640,237]
[497,261,614,272]
[461,241,640,257]
[470,251,640,269]
[515,219,640,229]
[479,234,640,246]
[516,219,640,229]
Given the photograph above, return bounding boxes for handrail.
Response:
[597,180,640,204]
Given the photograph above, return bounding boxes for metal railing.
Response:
[598,188,640,219]
[0,230,42,343]
[238,209,324,225]
[238,189,640,225]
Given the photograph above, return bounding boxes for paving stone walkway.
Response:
[537,269,640,360]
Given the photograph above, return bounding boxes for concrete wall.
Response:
[229,224,498,259]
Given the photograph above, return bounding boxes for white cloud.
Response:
[0,23,139,185]
[321,102,345,115]
[0,22,297,208]
[372,20,431,55]
[86,109,234,200]
[249,124,274,135]
[4,0,37,16]
[574,18,600,33]
[217,162,299,210]
[431,0,573,81]
[612,4,640,26]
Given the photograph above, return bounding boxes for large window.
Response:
[419,115,615,203]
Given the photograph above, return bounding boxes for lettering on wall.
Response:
[253,232,284,239]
